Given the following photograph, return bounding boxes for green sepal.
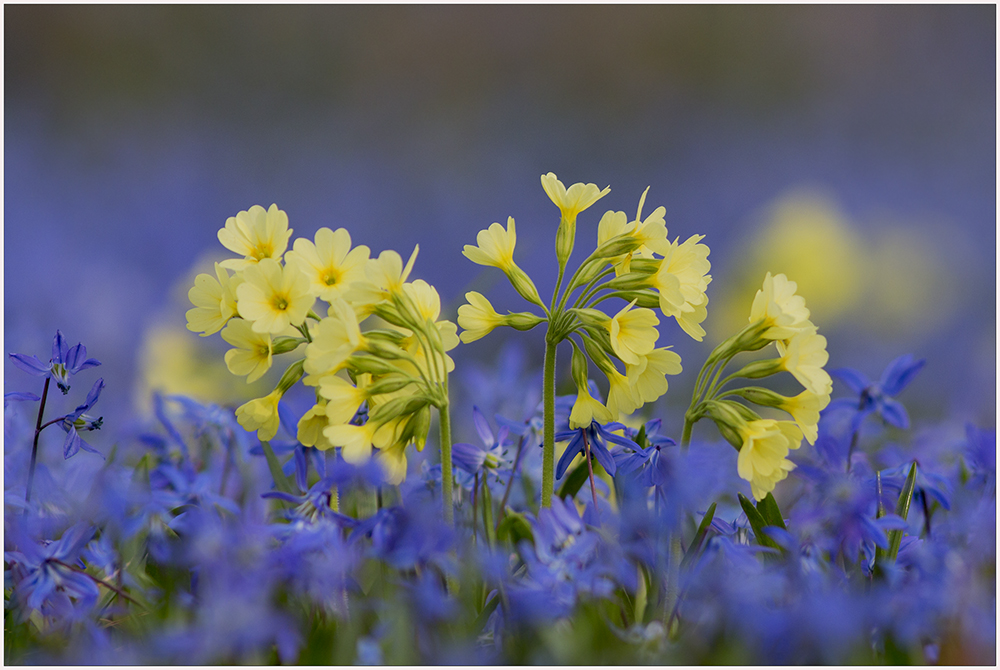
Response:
[471,593,500,636]
[680,501,717,570]
[558,458,592,500]
[756,492,787,531]
[261,440,296,495]
[738,492,783,559]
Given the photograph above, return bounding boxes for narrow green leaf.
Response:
[471,593,500,635]
[557,458,591,500]
[681,502,717,570]
[261,440,296,495]
[497,511,534,548]
[481,477,497,549]
[738,492,782,555]
[756,493,787,530]
[887,462,918,561]
[633,563,648,625]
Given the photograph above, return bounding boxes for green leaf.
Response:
[471,593,500,636]
[633,563,648,625]
[756,493,787,530]
[888,462,917,561]
[738,492,783,556]
[497,511,534,548]
[558,458,591,500]
[681,502,717,570]
[260,440,296,495]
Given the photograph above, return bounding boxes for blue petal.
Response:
[878,398,910,429]
[879,354,925,397]
[829,367,870,394]
[63,427,82,459]
[555,433,584,479]
[4,391,40,406]
[472,406,494,448]
[8,353,50,376]
[52,330,69,365]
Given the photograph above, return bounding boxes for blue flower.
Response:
[9,330,100,394]
[555,419,640,479]
[829,354,925,432]
[452,406,511,480]
[59,378,105,459]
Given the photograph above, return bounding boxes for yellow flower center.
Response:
[321,268,341,286]
[272,295,289,311]
[252,243,274,260]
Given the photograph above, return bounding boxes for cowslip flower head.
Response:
[607,300,659,366]
[236,258,314,334]
[779,328,833,395]
[220,318,273,383]
[540,172,610,223]
[626,347,683,405]
[651,235,712,341]
[626,187,671,257]
[781,389,830,445]
[457,292,506,344]
[737,419,802,501]
[9,330,101,395]
[349,246,419,306]
[569,381,614,430]
[296,400,334,450]
[218,204,293,271]
[283,227,370,302]
[186,263,242,336]
[749,272,813,340]
[235,389,283,441]
[463,217,517,271]
[304,299,364,377]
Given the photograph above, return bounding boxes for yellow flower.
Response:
[736,419,802,501]
[779,328,833,395]
[605,365,641,419]
[626,347,683,405]
[651,235,712,341]
[749,272,812,340]
[540,172,610,222]
[220,318,273,383]
[297,400,334,450]
[323,419,393,464]
[218,204,293,271]
[463,217,517,271]
[186,263,242,336]
[608,300,659,366]
[457,292,505,343]
[235,389,283,442]
[569,382,614,429]
[304,299,364,377]
[781,389,830,445]
[284,227,370,302]
[318,374,370,424]
[377,441,409,485]
[236,258,314,334]
[627,187,670,257]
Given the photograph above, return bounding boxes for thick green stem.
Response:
[439,402,454,525]
[541,337,557,508]
[680,418,694,450]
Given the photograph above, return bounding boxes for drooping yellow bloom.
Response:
[377,441,409,485]
[781,389,830,445]
[627,187,671,257]
[650,235,712,341]
[220,318,273,383]
[736,419,803,501]
[297,400,334,450]
[318,374,370,424]
[284,227,370,302]
[779,328,833,395]
[323,419,381,464]
[540,173,611,223]
[235,389,283,441]
[749,272,813,340]
[626,347,683,405]
[186,263,242,336]
[304,299,365,377]
[218,204,293,271]
[607,300,660,366]
[569,382,614,429]
[457,292,505,343]
[463,217,517,271]
[605,365,641,419]
[236,258,314,334]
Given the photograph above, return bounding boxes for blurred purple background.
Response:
[5,6,995,441]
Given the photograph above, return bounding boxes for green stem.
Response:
[439,401,454,525]
[541,337,557,508]
[25,377,51,506]
[680,418,694,450]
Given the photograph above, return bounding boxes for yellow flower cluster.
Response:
[186,204,455,485]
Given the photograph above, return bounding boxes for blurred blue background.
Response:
[5,6,995,445]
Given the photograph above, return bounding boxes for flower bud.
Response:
[272,336,305,355]
[737,387,787,409]
[506,312,546,332]
[555,216,576,270]
[276,358,305,393]
[505,265,544,308]
[730,358,784,380]
[593,235,642,259]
